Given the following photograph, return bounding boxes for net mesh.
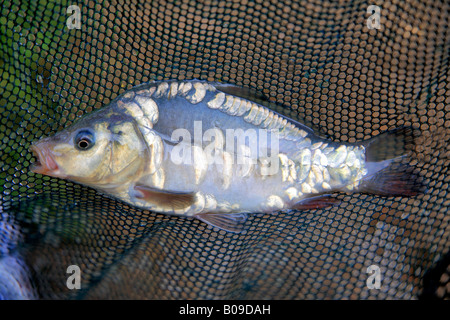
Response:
[0,0,449,299]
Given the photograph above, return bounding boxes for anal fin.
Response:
[195,213,248,233]
[291,194,340,210]
[134,184,195,210]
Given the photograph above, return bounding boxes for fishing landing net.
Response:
[0,0,449,299]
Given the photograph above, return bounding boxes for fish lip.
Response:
[30,144,60,176]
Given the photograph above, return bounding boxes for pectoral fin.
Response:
[291,194,340,210]
[134,184,195,210]
[195,213,248,233]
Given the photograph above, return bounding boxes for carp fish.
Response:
[30,80,422,232]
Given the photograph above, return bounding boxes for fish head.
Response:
[30,110,148,186]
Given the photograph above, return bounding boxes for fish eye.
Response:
[74,130,95,151]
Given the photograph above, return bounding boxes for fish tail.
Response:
[358,126,425,196]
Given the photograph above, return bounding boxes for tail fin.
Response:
[359,127,425,196]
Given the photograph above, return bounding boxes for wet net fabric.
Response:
[0,0,449,299]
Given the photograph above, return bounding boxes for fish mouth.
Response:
[30,144,60,177]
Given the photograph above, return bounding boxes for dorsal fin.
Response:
[212,82,317,136]
[212,82,269,105]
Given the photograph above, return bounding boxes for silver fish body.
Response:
[113,81,365,213]
[30,80,421,232]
